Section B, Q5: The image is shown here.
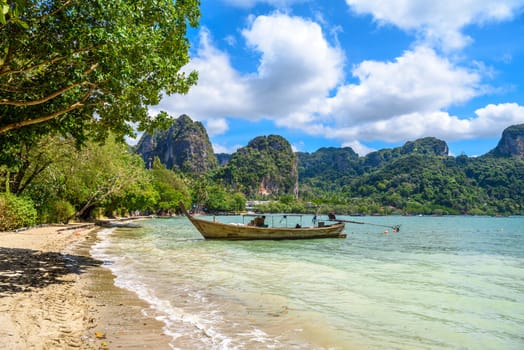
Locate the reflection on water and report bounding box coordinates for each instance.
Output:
[92,216,524,349]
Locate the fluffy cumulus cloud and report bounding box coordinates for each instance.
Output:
[341,140,376,157]
[242,14,344,117]
[327,46,483,125]
[212,142,243,154]
[325,103,524,145]
[327,111,471,143]
[155,28,252,123]
[156,14,344,128]
[205,118,229,136]
[472,103,524,135]
[345,0,524,50]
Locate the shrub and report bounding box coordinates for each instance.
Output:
[0,192,37,231]
[38,199,77,224]
[48,200,76,224]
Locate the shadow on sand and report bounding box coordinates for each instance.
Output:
[0,247,102,296]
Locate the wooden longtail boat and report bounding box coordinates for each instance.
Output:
[179,202,346,240]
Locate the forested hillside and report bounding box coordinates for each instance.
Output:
[213,135,298,198]
[136,118,523,216]
[296,130,524,215]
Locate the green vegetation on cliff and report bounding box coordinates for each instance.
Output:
[215,135,297,198]
[135,115,218,174]
[297,134,524,215]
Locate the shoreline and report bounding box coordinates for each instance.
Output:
[0,224,170,349]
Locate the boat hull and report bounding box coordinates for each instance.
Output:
[180,203,346,240]
[189,216,346,240]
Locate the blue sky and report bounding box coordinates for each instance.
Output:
[151,0,524,156]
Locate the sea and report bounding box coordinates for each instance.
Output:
[90,215,524,350]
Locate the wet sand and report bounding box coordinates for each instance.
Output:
[0,224,170,349]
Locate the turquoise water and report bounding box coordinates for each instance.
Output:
[91,215,524,350]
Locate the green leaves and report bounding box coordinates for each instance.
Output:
[0,192,37,230]
[0,0,200,143]
[1,3,10,23]
[1,0,28,27]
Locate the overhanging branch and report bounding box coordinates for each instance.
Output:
[0,77,98,134]
[0,62,98,107]
[0,102,84,134]
[1,81,84,106]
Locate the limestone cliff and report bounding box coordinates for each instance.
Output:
[220,135,298,197]
[135,115,217,174]
[488,124,524,157]
[401,137,449,156]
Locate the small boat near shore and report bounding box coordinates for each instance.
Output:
[95,220,142,228]
[179,202,346,240]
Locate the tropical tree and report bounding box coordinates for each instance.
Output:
[0,133,74,194]
[60,135,153,219]
[0,0,199,144]
[150,158,191,215]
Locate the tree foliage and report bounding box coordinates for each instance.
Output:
[150,157,191,214]
[0,191,36,230]
[2,118,523,231]
[189,174,245,213]
[0,0,199,144]
[0,133,74,195]
[298,151,524,216]
[59,136,155,219]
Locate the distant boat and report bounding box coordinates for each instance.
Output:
[95,220,141,228]
[179,202,346,240]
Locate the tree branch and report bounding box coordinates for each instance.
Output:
[0,79,97,134]
[17,160,53,194]
[1,81,84,106]
[38,1,73,22]
[0,102,83,134]
[1,59,98,103]
[0,55,66,76]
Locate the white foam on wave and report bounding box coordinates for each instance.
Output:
[115,272,239,349]
[90,229,238,349]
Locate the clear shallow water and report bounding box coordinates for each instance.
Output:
[91,215,524,350]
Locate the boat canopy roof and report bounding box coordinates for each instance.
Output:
[242,213,305,218]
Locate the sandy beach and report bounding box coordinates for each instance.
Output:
[0,224,171,350]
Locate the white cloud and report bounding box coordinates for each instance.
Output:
[326,103,524,146]
[341,140,375,156]
[157,28,253,119]
[327,46,483,125]
[205,118,229,136]
[151,10,523,155]
[212,143,242,154]
[242,14,344,116]
[155,14,344,124]
[472,103,524,135]
[345,0,524,50]
[327,112,472,143]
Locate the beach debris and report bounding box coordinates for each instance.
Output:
[95,331,106,339]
